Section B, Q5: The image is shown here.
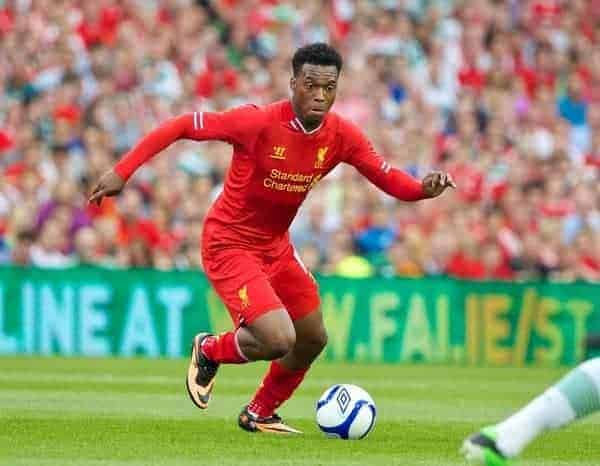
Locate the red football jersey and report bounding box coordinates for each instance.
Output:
[115,100,426,252]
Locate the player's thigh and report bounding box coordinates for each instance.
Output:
[269,246,321,322]
[203,249,284,327]
[245,308,296,351]
[292,309,326,341]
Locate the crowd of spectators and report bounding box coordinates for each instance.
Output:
[1,0,599,282]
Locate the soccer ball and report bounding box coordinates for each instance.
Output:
[316,384,376,439]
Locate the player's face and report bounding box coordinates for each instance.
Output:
[290,64,339,127]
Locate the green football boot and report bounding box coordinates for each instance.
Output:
[461,426,512,466]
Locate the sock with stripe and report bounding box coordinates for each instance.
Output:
[495,357,600,458]
[200,330,248,364]
[248,361,308,418]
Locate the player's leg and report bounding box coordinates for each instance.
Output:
[239,311,324,434]
[246,310,326,413]
[187,307,295,409]
[240,246,324,433]
[280,309,328,369]
[187,249,296,409]
[201,308,296,362]
[462,357,600,465]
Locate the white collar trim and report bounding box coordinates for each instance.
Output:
[292,117,323,135]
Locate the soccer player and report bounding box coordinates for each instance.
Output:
[462,357,600,465]
[89,43,455,434]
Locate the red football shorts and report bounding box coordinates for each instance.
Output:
[202,243,320,326]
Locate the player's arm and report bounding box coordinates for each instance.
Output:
[88,105,264,205]
[344,125,455,200]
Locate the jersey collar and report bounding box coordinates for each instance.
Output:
[281,100,325,135]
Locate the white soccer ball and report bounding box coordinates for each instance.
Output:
[316,384,376,439]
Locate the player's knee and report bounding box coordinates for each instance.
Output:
[264,328,296,360]
[310,327,328,354]
[297,327,328,360]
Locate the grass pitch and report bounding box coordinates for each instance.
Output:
[1,357,598,466]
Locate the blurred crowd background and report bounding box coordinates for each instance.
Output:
[1,0,599,282]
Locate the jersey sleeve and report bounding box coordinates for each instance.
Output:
[114,104,265,181]
[342,122,427,201]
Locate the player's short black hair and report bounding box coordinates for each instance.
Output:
[292,43,343,77]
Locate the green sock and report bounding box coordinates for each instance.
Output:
[556,358,600,419]
[496,358,600,457]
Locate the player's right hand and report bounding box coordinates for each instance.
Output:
[88,169,126,206]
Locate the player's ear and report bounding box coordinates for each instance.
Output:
[290,76,296,92]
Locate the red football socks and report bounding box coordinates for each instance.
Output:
[200,330,248,364]
[247,361,308,418]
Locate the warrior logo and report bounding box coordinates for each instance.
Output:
[270,146,287,160]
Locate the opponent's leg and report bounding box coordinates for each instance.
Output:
[462,357,600,464]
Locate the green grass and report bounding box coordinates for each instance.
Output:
[0,357,598,465]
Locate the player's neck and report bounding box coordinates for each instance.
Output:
[291,101,322,132]
[299,118,321,132]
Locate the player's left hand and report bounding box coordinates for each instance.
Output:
[421,171,456,198]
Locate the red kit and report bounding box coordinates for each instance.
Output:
[115,100,426,325]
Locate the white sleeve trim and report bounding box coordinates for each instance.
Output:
[193,112,204,130]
